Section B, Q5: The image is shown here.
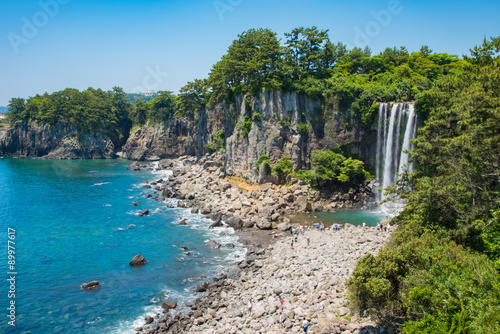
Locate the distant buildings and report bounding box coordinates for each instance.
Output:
[140,91,157,97]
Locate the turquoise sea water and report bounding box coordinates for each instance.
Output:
[288,209,386,227]
[0,158,244,333]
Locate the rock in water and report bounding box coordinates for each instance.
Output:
[162,300,177,310]
[206,240,221,249]
[129,254,147,266]
[179,219,187,225]
[138,209,150,217]
[196,281,209,292]
[82,281,100,290]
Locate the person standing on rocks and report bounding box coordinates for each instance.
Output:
[363,221,366,231]
[247,299,253,315]
[291,238,294,249]
[307,237,310,246]
[279,312,285,328]
[302,319,309,332]
[279,296,284,310]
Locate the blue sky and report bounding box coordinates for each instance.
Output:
[1,0,499,106]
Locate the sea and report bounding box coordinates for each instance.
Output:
[0,158,245,334]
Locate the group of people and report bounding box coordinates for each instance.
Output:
[315,222,326,233]
[377,221,391,232]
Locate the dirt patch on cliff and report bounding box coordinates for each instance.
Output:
[225,176,260,192]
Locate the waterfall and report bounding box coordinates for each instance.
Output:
[375,103,417,215]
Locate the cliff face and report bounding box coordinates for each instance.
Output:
[0,121,115,159]
[0,92,377,178]
[224,92,377,182]
[122,92,378,182]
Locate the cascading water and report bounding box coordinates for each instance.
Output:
[375,103,417,216]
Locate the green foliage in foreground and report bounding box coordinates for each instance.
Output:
[348,36,500,332]
[348,233,500,333]
[292,149,370,186]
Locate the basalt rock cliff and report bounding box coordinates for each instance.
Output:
[122,92,377,182]
[0,121,115,159]
[0,92,377,178]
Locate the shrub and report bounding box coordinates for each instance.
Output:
[348,233,500,333]
[252,112,262,122]
[242,115,252,137]
[206,142,215,153]
[272,156,293,177]
[297,122,310,135]
[212,129,225,149]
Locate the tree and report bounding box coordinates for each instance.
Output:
[176,79,209,118]
[6,98,26,124]
[285,26,332,78]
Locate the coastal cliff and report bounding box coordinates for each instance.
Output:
[0,121,115,159]
[122,92,377,182]
[0,92,378,178]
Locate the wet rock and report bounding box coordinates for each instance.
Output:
[206,240,221,249]
[179,219,188,225]
[138,209,150,216]
[132,201,140,206]
[127,161,142,171]
[196,281,209,292]
[82,281,100,290]
[162,300,177,311]
[129,254,147,266]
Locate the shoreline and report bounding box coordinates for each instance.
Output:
[129,156,390,334]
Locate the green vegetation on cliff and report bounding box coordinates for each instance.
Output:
[348,36,500,333]
[7,86,132,146]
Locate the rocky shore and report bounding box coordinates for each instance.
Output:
[128,156,392,334]
[129,154,377,232]
[135,225,392,334]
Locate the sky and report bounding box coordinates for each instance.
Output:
[0,0,499,106]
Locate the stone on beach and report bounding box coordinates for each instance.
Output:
[162,300,177,310]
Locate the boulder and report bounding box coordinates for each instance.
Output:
[220,181,232,192]
[256,219,272,230]
[127,161,142,171]
[196,281,209,292]
[225,216,242,229]
[177,201,186,208]
[242,219,255,228]
[138,209,150,217]
[260,183,273,192]
[132,201,140,206]
[191,207,199,214]
[82,281,100,290]
[129,254,147,266]
[200,207,211,215]
[209,220,223,229]
[277,221,291,231]
[162,300,177,310]
[179,219,187,226]
[206,240,221,249]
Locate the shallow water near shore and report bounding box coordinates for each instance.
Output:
[0,158,244,334]
[287,209,386,227]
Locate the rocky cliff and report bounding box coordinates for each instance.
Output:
[0,92,377,178]
[0,121,115,159]
[123,92,377,182]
